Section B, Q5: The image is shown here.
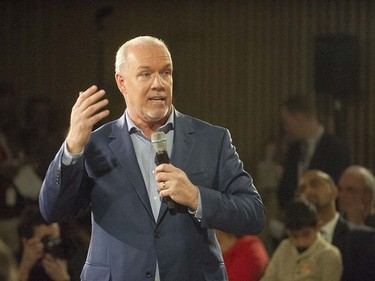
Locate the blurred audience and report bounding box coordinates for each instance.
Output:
[260,198,342,281]
[0,238,18,281]
[1,83,64,254]
[17,205,74,281]
[215,230,269,281]
[338,165,375,228]
[277,94,350,211]
[20,97,64,179]
[59,211,91,281]
[256,139,283,254]
[0,82,89,281]
[0,81,27,252]
[298,169,375,281]
[256,139,283,212]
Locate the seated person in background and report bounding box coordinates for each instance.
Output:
[0,238,18,281]
[260,198,342,281]
[338,165,375,228]
[298,169,375,281]
[215,230,269,281]
[17,205,73,281]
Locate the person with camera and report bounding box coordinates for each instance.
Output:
[17,204,72,281]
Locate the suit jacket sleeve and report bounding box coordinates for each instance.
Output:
[197,128,265,235]
[39,143,91,222]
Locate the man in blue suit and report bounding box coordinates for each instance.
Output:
[39,36,265,281]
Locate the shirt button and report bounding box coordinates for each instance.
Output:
[154,232,161,238]
[145,271,153,278]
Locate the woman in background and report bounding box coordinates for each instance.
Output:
[215,230,269,281]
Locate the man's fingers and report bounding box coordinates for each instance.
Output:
[75,85,98,107]
[78,89,106,112]
[67,86,110,153]
[83,97,109,118]
[88,109,110,126]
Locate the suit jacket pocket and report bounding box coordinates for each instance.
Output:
[80,263,110,281]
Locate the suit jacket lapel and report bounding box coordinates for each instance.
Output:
[170,110,195,170]
[108,115,154,221]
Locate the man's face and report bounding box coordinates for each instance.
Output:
[281,108,304,140]
[288,226,318,253]
[338,171,369,214]
[298,171,337,211]
[33,223,60,240]
[116,44,173,127]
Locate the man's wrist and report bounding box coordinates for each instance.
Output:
[188,186,202,220]
[62,140,83,165]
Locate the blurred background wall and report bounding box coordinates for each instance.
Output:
[1,0,374,176]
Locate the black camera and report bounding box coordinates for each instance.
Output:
[41,235,75,259]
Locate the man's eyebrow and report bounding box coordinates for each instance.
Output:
[136,66,152,70]
[136,64,172,71]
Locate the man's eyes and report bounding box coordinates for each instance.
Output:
[138,70,172,78]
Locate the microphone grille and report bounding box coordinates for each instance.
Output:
[151,131,167,153]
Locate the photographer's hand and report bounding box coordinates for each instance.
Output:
[42,254,71,281]
[19,237,44,281]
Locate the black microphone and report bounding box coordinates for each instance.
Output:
[151,131,177,215]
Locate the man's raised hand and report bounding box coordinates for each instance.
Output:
[66,85,110,154]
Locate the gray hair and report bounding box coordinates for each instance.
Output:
[115,36,171,74]
[345,165,375,204]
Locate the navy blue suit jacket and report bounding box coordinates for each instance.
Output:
[333,217,375,281]
[278,132,350,209]
[39,110,265,281]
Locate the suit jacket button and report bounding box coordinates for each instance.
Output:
[145,271,153,278]
[154,232,161,238]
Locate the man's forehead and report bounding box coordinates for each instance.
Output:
[136,55,172,65]
[128,44,171,60]
[301,173,335,192]
[300,172,325,184]
[127,53,172,70]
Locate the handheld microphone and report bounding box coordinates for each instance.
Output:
[151,131,177,215]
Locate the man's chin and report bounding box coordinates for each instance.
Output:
[146,109,170,121]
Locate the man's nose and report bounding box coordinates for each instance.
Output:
[152,73,165,90]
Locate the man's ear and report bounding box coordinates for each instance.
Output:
[331,184,339,199]
[115,73,126,94]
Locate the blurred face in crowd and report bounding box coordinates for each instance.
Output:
[33,223,60,240]
[115,42,173,128]
[338,169,372,218]
[281,108,305,140]
[21,222,61,259]
[288,226,318,253]
[298,170,338,212]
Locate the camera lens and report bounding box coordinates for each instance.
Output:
[41,235,75,259]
